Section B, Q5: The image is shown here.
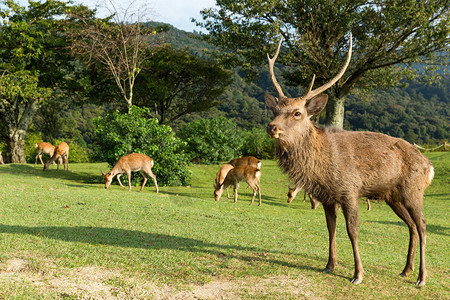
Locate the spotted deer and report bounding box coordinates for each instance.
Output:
[265,35,433,285]
[102,153,159,193]
[43,142,69,171]
[228,156,261,169]
[35,142,62,165]
[214,165,262,206]
[215,164,235,199]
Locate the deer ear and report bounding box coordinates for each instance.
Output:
[264,93,281,116]
[306,94,328,117]
[101,171,106,176]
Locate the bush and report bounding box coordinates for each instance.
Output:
[241,127,276,159]
[93,106,191,186]
[177,117,244,164]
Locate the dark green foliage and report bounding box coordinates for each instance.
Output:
[93,106,191,186]
[177,117,244,164]
[344,77,450,144]
[241,128,276,159]
[134,45,232,125]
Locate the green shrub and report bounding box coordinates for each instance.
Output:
[241,127,276,159]
[177,117,244,164]
[93,106,191,186]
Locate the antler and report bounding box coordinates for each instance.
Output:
[267,33,353,101]
[267,37,285,98]
[301,33,352,100]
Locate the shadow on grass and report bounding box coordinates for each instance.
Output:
[0,223,326,274]
[0,163,102,185]
[367,220,449,237]
[160,189,296,209]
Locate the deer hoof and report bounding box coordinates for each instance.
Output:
[415,280,426,286]
[322,268,332,274]
[351,278,362,285]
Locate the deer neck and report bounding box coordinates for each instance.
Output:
[276,124,333,196]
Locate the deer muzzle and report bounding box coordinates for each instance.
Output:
[266,123,280,138]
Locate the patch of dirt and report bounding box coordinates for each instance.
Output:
[0,258,323,299]
[167,275,324,300]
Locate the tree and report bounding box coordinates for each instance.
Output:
[134,45,233,124]
[0,0,89,163]
[93,106,191,185]
[177,117,243,163]
[68,0,160,110]
[196,0,449,128]
[0,71,51,162]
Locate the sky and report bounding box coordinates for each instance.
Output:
[74,0,217,32]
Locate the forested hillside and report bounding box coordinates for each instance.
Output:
[163,24,449,144]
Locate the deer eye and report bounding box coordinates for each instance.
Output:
[294,111,302,118]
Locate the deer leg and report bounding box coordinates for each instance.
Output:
[64,155,68,170]
[341,200,364,284]
[386,201,418,277]
[148,170,159,193]
[405,202,427,286]
[367,198,371,211]
[226,188,230,198]
[257,185,261,206]
[250,188,256,206]
[323,203,338,274]
[116,174,125,188]
[127,171,132,192]
[310,195,319,209]
[233,183,239,203]
[139,172,148,192]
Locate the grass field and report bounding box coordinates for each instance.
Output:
[0,152,448,299]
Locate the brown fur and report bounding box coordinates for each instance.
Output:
[101,153,158,193]
[215,164,235,199]
[43,142,69,171]
[214,165,262,206]
[35,142,62,165]
[228,156,261,169]
[266,94,434,285]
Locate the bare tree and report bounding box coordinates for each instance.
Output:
[69,0,159,109]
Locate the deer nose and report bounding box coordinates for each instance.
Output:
[266,123,278,135]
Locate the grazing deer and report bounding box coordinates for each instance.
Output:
[102,153,159,193]
[35,142,59,165]
[228,156,261,169]
[215,164,235,198]
[265,35,433,285]
[287,186,319,209]
[223,156,262,198]
[214,165,262,206]
[43,142,69,171]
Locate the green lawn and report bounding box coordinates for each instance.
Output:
[0,153,448,299]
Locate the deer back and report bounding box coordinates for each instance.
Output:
[224,165,261,186]
[215,164,234,187]
[228,156,261,169]
[113,153,153,173]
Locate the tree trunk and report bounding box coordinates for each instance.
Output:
[7,130,27,163]
[325,94,345,129]
[0,98,39,163]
